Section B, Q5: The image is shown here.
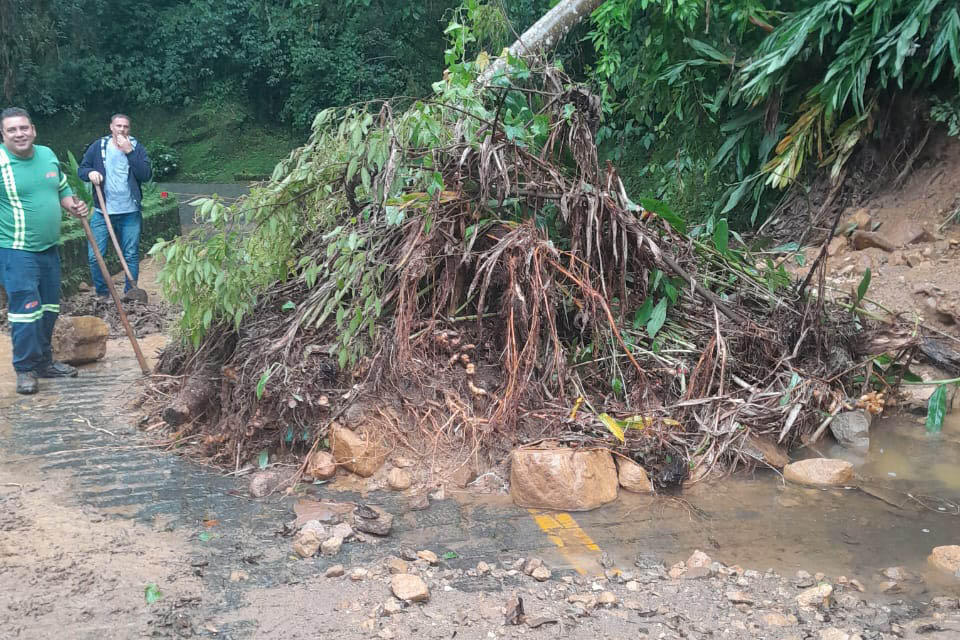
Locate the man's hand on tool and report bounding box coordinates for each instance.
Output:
[87,170,104,185]
[63,196,88,218]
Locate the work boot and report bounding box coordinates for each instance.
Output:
[16,371,38,395]
[35,361,78,378]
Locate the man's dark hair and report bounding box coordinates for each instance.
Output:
[110,113,131,124]
[1,107,32,125]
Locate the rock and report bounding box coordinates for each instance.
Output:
[878,581,901,594]
[387,468,413,491]
[522,558,543,575]
[330,424,388,477]
[726,591,754,605]
[385,556,409,574]
[616,458,654,493]
[299,520,327,538]
[796,584,833,610]
[881,566,919,582]
[845,207,873,231]
[393,457,415,468]
[450,464,476,488]
[597,591,617,606]
[417,550,438,565]
[830,411,871,450]
[321,536,343,556]
[848,578,865,592]
[931,596,958,609]
[818,629,851,640]
[352,505,394,536]
[382,598,404,616]
[229,569,249,582]
[783,459,853,486]
[686,550,712,569]
[306,451,337,480]
[349,567,368,581]
[928,545,960,575]
[325,564,345,577]
[882,219,935,247]
[531,566,552,582]
[391,574,430,602]
[827,236,848,257]
[764,612,794,627]
[683,566,712,580]
[52,316,109,365]
[851,230,894,252]
[625,581,640,592]
[510,447,618,511]
[743,436,790,468]
[668,563,686,580]
[249,471,281,498]
[330,522,355,541]
[292,530,321,558]
[476,561,490,575]
[567,594,598,608]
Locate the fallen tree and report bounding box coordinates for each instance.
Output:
[148,34,869,483]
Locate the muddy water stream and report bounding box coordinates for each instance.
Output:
[533,413,960,593]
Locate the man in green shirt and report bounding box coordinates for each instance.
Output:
[0,107,89,394]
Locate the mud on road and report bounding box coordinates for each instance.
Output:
[1,338,959,639]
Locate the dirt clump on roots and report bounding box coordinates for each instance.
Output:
[143,58,873,487]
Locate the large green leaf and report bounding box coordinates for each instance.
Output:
[926,384,947,434]
[639,198,686,234]
[646,298,668,339]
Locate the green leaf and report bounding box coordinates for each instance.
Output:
[198,532,212,542]
[713,218,729,253]
[611,377,624,397]
[633,298,654,330]
[144,584,162,604]
[856,268,872,304]
[926,384,948,434]
[646,298,668,339]
[282,301,296,311]
[257,449,269,470]
[639,198,686,234]
[442,551,459,560]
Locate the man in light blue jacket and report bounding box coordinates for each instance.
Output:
[78,113,152,298]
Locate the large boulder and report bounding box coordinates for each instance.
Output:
[330,424,388,477]
[510,447,618,511]
[783,459,853,486]
[928,546,960,576]
[52,315,108,365]
[616,458,654,493]
[830,410,870,451]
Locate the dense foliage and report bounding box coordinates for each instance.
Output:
[586,0,960,225]
[2,0,457,128]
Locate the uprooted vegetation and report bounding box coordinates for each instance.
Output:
[147,55,869,482]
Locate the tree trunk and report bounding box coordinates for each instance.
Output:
[479,0,606,83]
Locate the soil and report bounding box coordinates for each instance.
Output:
[792,132,960,337]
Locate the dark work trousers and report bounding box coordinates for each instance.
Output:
[0,246,60,372]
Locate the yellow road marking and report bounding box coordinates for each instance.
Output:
[528,509,602,574]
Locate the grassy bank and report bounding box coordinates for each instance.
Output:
[35,100,304,183]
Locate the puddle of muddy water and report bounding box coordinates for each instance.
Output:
[485,413,960,595]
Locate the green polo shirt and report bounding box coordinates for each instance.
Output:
[0,144,73,251]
